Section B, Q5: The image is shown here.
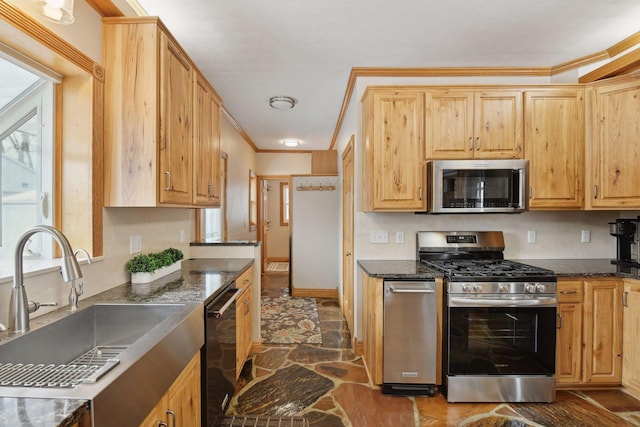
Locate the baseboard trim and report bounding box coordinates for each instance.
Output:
[291,288,339,299]
[354,339,363,356]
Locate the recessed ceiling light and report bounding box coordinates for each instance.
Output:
[282,138,301,147]
[269,96,296,110]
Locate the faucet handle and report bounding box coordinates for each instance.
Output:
[28,301,58,313]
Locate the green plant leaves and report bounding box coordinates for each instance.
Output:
[126,248,184,273]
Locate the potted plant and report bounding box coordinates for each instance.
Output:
[126,248,184,284]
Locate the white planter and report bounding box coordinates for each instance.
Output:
[131,261,182,284]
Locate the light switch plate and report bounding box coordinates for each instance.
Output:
[370,231,389,244]
[395,231,405,244]
[527,230,536,244]
[581,229,591,243]
[130,235,142,254]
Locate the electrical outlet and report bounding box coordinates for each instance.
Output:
[527,230,536,244]
[179,229,185,243]
[130,235,142,254]
[395,231,405,244]
[370,231,389,244]
[581,229,591,243]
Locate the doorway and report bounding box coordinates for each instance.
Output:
[258,175,291,293]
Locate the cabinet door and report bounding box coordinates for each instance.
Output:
[587,77,640,208]
[623,280,640,398]
[556,302,583,385]
[139,395,167,427]
[425,91,474,159]
[583,279,623,384]
[236,287,252,376]
[159,32,193,205]
[193,74,220,206]
[362,90,426,211]
[362,271,384,384]
[473,91,523,159]
[166,355,201,427]
[525,89,584,209]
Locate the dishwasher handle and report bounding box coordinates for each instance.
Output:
[208,288,240,318]
[389,286,436,294]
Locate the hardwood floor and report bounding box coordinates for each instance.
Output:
[225,272,640,426]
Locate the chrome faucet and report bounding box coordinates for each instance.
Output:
[68,248,92,311]
[9,225,83,333]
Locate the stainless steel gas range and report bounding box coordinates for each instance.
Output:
[417,231,557,403]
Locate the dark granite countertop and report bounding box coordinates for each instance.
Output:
[0,257,253,426]
[513,259,620,277]
[357,260,442,279]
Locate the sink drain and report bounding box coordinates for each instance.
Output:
[0,346,125,388]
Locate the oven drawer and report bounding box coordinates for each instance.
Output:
[557,280,583,303]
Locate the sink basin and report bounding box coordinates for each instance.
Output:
[0,302,204,426]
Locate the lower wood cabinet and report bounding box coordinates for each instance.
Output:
[236,283,253,377]
[140,353,201,427]
[623,279,640,399]
[556,277,623,388]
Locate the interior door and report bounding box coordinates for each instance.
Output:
[342,137,355,335]
[259,179,269,273]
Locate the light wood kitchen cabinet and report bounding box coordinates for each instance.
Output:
[524,88,585,209]
[361,88,426,211]
[425,89,523,159]
[362,271,384,384]
[623,279,640,399]
[556,280,583,385]
[140,352,201,427]
[556,277,623,388]
[586,75,640,209]
[236,266,254,377]
[193,73,222,206]
[104,17,221,208]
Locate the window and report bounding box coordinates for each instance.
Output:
[248,169,257,232]
[280,182,289,226]
[0,56,55,261]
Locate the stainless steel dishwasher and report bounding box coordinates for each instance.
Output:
[382,280,437,396]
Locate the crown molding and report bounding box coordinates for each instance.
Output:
[579,47,640,83]
[221,106,259,152]
[85,0,124,17]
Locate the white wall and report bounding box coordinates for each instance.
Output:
[256,152,311,175]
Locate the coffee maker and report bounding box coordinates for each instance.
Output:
[609,217,640,267]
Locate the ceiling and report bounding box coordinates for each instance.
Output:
[131,0,640,152]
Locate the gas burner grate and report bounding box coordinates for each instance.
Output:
[0,346,124,388]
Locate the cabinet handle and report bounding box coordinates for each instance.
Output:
[529,186,533,199]
[419,186,423,200]
[166,410,176,427]
[164,171,172,191]
[244,299,250,315]
[209,183,216,198]
[593,185,598,199]
[158,423,168,427]
[560,290,577,294]
[623,291,629,307]
[468,137,473,151]
[345,251,351,256]
[475,137,481,150]
[557,313,563,329]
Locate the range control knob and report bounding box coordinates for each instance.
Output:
[536,283,546,293]
[462,284,471,293]
[473,284,482,293]
[525,283,537,293]
[499,284,509,293]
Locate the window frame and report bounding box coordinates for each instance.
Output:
[280,181,289,226]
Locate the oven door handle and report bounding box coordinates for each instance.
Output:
[448,296,557,307]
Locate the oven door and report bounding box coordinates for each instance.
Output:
[446,294,556,376]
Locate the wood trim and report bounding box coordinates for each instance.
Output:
[608,31,640,58]
[92,79,104,256]
[354,340,364,356]
[85,0,124,17]
[551,50,610,75]
[578,47,640,83]
[221,106,259,152]
[328,68,358,151]
[0,2,97,76]
[53,83,64,259]
[291,288,339,299]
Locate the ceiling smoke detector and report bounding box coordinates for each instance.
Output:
[269,96,296,110]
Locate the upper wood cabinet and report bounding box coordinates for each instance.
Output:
[193,73,221,206]
[104,17,221,208]
[425,90,523,159]
[524,88,585,209]
[586,75,640,209]
[362,88,426,211]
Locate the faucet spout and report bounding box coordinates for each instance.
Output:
[9,225,83,333]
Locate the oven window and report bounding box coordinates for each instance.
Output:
[442,169,520,208]
[447,306,556,375]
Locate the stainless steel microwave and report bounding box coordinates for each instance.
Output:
[426,159,528,213]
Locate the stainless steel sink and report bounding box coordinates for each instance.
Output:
[0,302,204,426]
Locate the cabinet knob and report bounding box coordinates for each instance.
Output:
[475,137,481,150]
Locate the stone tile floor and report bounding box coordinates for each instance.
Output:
[225,272,640,426]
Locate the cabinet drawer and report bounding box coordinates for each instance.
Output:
[236,266,254,290]
[558,280,583,303]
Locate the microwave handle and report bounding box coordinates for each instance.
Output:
[518,168,527,208]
